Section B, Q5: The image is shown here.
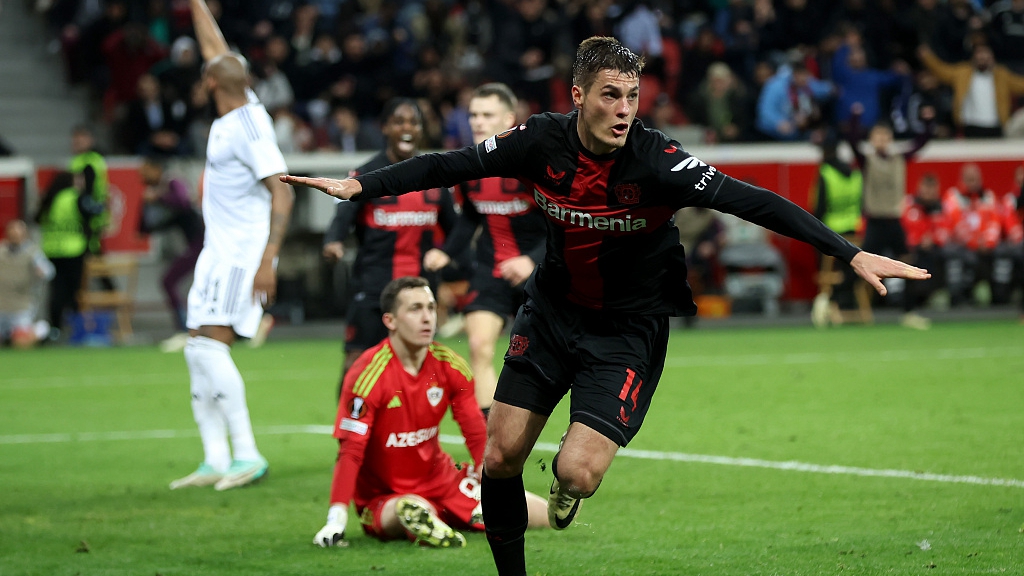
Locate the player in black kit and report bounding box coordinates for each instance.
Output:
[423,83,547,416]
[284,37,930,576]
[321,98,457,382]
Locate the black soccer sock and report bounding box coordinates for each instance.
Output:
[482,471,529,576]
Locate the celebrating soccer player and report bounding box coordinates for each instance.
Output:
[170,0,294,491]
[284,36,929,576]
[321,99,457,393]
[313,277,547,548]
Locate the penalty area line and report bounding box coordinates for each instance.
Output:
[1,426,1020,489]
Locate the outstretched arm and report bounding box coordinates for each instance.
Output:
[190,0,229,62]
[850,251,929,296]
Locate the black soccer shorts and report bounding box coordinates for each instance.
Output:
[343,292,388,353]
[462,269,526,320]
[494,293,669,447]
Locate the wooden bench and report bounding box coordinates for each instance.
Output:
[78,255,139,343]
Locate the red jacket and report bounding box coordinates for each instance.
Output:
[943,187,1003,251]
[902,197,953,248]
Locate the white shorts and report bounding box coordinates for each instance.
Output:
[186,250,264,338]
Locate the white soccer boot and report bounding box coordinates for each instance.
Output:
[395,496,466,548]
[169,463,224,489]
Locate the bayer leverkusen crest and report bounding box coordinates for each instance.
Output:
[426,385,443,407]
[613,183,641,205]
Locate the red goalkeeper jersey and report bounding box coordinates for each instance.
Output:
[330,338,486,508]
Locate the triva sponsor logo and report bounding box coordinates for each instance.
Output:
[670,155,719,191]
[533,189,646,232]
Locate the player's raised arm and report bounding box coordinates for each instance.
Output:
[190,0,230,62]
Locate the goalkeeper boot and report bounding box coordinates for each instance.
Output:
[547,432,582,530]
[169,463,224,489]
[214,457,269,491]
[395,496,466,548]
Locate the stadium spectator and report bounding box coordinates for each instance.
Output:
[283,36,930,576]
[615,1,664,80]
[569,0,615,48]
[154,36,203,111]
[989,0,1024,73]
[846,103,933,263]
[487,0,564,113]
[942,163,1005,306]
[899,0,941,58]
[931,0,984,63]
[755,61,834,141]
[312,276,548,548]
[252,39,295,116]
[755,0,828,55]
[137,156,204,347]
[905,69,955,139]
[0,220,54,348]
[58,0,128,89]
[169,0,294,492]
[918,43,1024,138]
[100,21,167,121]
[321,98,457,389]
[687,62,751,144]
[35,171,101,342]
[325,104,382,153]
[442,85,475,150]
[830,30,910,130]
[422,83,547,417]
[121,74,192,156]
[717,0,761,82]
[900,173,953,329]
[676,27,725,106]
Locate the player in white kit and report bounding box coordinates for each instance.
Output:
[170,0,294,491]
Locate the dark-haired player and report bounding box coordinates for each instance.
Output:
[322,98,457,388]
[284,36,930,576]
[312,276,547,548]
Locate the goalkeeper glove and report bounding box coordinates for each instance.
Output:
[313,504,348,547]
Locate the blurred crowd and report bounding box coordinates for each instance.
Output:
[36,0,1024,157]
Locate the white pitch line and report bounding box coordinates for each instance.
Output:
[3,347,1019,391]
[0,370,326,390]
[1,426,1021,489]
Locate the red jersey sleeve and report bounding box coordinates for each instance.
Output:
[329,345,389,506]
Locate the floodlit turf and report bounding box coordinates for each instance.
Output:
[1,321,1022,575]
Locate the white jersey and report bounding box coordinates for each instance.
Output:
[202,89,287,265]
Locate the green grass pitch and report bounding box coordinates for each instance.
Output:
[1,321,1022,575]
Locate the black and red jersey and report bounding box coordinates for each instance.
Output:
[324,150,456,295]
[442,176,546,278]
[355,111,859,316]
